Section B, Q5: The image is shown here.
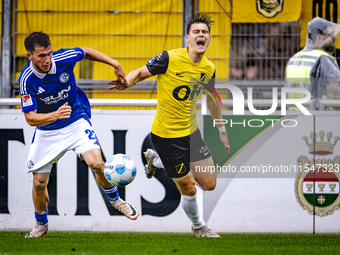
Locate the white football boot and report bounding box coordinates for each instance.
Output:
[192,225,221,238]
[111,198,139,220]
[144,149,159,179]
[25,223,48,238]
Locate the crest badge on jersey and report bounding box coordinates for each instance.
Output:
[59,72,69,83]
[256,0,284,18]
[295,131,340,217]
[22,94,33,107]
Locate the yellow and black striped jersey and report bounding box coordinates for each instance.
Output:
[146,48,215,138]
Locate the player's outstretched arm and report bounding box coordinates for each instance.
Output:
[207,95,230,154]
[80,47,127,85]
[24,102,72,127]
[108,65,152,90]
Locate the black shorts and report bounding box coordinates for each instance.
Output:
[151,128,211,178]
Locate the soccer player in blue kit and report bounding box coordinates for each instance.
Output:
[20,32,139,238]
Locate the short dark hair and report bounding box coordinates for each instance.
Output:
[186,14,215,35]
[24,32,51,52]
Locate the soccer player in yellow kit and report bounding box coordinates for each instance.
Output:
[108,14,230,237]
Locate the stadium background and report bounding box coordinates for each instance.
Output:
[0,0,340,234]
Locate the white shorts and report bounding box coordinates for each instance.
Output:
[26,118,100,174]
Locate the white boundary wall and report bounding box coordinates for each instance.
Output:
[0,109,339,233]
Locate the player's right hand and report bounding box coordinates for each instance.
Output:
[114,65,128,85]
[220,131,230,154]
[57,102,72,119]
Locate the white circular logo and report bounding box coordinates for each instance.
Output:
[27,160,34,169]
[59,72,69,83]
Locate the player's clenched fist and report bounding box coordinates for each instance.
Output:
[57,102,72,119]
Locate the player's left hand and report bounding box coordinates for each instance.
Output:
[220,131,230,154]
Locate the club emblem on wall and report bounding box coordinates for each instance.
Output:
[295,131,340,217]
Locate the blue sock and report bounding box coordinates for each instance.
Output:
[104,186,119,202]
[35,210,48,225]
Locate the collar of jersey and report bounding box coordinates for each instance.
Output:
[184,47,205,65]
[30,59,56,79]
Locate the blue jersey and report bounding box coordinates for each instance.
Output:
[19,48,91,130]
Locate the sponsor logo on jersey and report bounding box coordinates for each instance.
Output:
[37,87,45,95]
[176,71,185,77]
[256,0,284,18]
[156,53,163,61]
[295,131,340,216]
[39,85,71,105]
[147,57,156,65]
[199,145,210,156]
[59,72,69,83]
[22,94,33,107]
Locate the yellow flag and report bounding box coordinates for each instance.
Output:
[232,0,302,23]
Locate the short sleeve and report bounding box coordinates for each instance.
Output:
[208,71,216,88]
[20,83,37,112]
[146,51,169,76]
[53,48,85,64]
[73,47,85,62]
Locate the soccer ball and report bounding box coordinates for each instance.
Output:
[104,154,137,187]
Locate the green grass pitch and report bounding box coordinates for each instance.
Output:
[1,231,340,255]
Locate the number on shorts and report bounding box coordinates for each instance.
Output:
[85,129,99,145]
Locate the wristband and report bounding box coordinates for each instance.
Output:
[218,125,226,133]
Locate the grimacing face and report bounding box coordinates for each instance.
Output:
[186,23,211,54]
[27,45,53,73]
